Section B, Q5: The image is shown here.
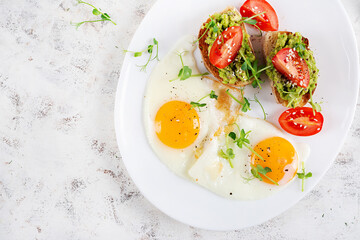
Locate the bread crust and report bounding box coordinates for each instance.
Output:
[263,31,315,107]
[198,7,255,88]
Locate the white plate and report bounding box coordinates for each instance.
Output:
[114,0,359,230]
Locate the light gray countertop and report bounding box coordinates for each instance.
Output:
[0,0,359,239]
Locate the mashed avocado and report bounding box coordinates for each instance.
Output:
[266,32,318,108]
[204,9,256,85]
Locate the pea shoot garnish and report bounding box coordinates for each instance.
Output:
[218,134,235,168]
[225,89,251,113]
[297,161,312,192]
[71,0,116,29]
[309,89,322,115]
[250,165,274,183]
[251,94,267,120]
[239,55,271,89]
[294,42,307,58]
[229,123,279,185]
[190,90,218,110]
[124,38,160,72]
[194,16,220,43]
[169,52,209,82]
[239,11,266,36]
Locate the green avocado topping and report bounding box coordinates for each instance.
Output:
[204,9,256,85]
[266,32,319,108]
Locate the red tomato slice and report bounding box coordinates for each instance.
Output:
[279,107,324,136]
[209,26,243,69]
[272,48,310,88]
[240,0,279,32]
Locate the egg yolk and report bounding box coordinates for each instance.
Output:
[251,137,298,185]
[155,100,200,149]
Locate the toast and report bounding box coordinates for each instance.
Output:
[263,31,317,108]
[198,7,256,88]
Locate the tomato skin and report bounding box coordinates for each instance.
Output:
[240,0,279,32]
[209,26,243,69]
[279,107,324,136]
[272,48,310,88]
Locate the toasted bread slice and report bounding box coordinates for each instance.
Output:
[263,31,315,107]
[198,7,255,88]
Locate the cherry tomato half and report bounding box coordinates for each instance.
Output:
[209,26,243,69]
[240,0,279,32]
[272,48,310,88]
[278,107,324,136]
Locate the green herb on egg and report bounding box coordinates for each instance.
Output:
[218,133,235,168]
[225,89,251,113]
[190,90,218,111]
[170,52,209,82]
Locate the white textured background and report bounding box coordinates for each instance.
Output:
[0,0,359,239]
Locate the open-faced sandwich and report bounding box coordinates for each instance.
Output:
[263,31,319,108]
[198,7,257,87]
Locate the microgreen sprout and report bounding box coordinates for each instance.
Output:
[169,52,209,82]
[240,54,271,89]
[250,94,267,120]
[229,123,279,185]
[124,38,159,72]
[194,16,220,43]
[239,11,266,25]
[295,42,307,58]
[225,89,251,112]
[309,89,322,115]
[297,161,312,192]
[71,0,116,29]
[239,11,266,36]
[190,90,218,110]
[218,135,235,168]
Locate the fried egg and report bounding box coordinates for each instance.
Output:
[188,114,310,200]
[144,36,310,200]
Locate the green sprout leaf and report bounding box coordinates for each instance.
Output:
[295,43,306,58]
[169,52,208,82]
[134,52,142,57]
[189,90,218,110]
[72,1,117,28]
[218,148,235,168]
[123,38,160,72]
[92,9,101,15]
[244,18,257,25]
[147,45,153,54]
[297,162,312,192]
[179,66,192,80]
[209,90,218,100]
[241,97,251,112]
[101,13,110,20]
[228,132,236,141]
[225,89,251,113]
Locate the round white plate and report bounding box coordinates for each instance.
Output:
[114,0,359,230]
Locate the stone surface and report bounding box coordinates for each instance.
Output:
[0,0,359,239]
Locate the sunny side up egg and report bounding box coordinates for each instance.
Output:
[143,36,310,200]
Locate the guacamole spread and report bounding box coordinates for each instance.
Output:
[266,32,318,108]
[204,9,256,85]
